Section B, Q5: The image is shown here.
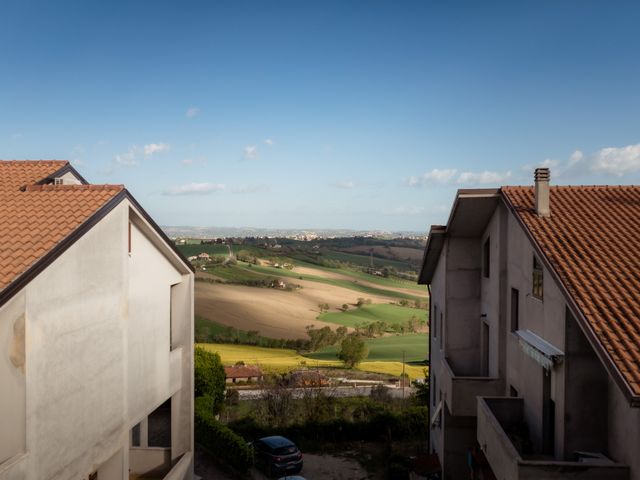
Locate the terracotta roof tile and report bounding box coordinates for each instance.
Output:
[0,160,123,291]
[224,365,263,378]
[502,186,640,397]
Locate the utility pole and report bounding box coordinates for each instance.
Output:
[402,350,406,401]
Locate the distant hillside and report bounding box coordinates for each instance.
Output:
[162,225,426,239]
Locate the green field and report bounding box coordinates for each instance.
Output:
[195,316,261,342]
[177,243,232,256]
[318,304,427,328]
[177,242,427,295]
[201,263,279,283]
[247,263,426,301]
[198,342,427,380]
[305,333,428,363]
[292,259,425,292]
[319,250,412,271]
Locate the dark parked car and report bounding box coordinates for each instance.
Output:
[252,436,303,477]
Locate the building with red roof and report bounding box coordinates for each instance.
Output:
[419,168,639,480]
[0,161,195,479]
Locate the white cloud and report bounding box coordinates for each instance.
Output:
[456,170,512,185]
[569,150,583,165]
[525,144,640,180]
[114,147,138,166]
[590,144,640,176]
[163,182,225,196]
[264,138,274,146]
[181,158,194,166]
[232,184,270,194]
[336,180,355,189]
[408,168,511,187]
[407,169,458,187]
[186,107,199,118]
[243,145,258,160]
[144,143,170,157]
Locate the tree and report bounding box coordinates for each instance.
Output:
[337,335,369,368]
[318,302,330,313]
[411,369,430,406]
[342,303,349,311]
[194,347,226,415]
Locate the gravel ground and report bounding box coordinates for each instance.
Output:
[195,447,370,480]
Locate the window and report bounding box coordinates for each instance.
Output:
[128,222,132,254]
[510,385,519,397]
[511,288,519,332]
[533,256,543,299]
[131,423,141,447]
[148,400,171,448]
[54,177,64,185]
[439,312,443,350]
[483,237,491,278]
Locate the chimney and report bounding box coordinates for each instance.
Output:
[534,168,550,217]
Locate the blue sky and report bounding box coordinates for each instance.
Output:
[1,1,640,231]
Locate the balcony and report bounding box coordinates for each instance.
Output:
[477,397,629,480]
[441,357,502,417]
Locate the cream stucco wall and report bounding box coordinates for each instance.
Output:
[0,200,193,480]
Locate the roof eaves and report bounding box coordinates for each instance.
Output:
[500,189,640,407]
[418,225,446,285]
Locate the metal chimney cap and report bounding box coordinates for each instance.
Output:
[535,168,550,181]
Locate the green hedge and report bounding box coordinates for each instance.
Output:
[195,396,253,473]
[227,404,428,447]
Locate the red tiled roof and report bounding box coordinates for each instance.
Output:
[0,160,123,291]
[224,365,263,378]
[502,186,640,397]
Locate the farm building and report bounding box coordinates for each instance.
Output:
[197,252,210,260]
[0,161,194,480]
[224,365,263,383]
[419,168,640,480]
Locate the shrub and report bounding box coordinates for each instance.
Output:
[195,397,253,473]
[194,347,226,415]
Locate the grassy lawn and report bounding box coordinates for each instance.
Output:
[305,333,427,363]
[318,304,426,328]
[198,342,426,380]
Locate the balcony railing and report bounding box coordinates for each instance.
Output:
[477,397,629,480]
[441,357,502,417]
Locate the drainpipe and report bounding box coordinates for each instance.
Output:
[427,283,432,450]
